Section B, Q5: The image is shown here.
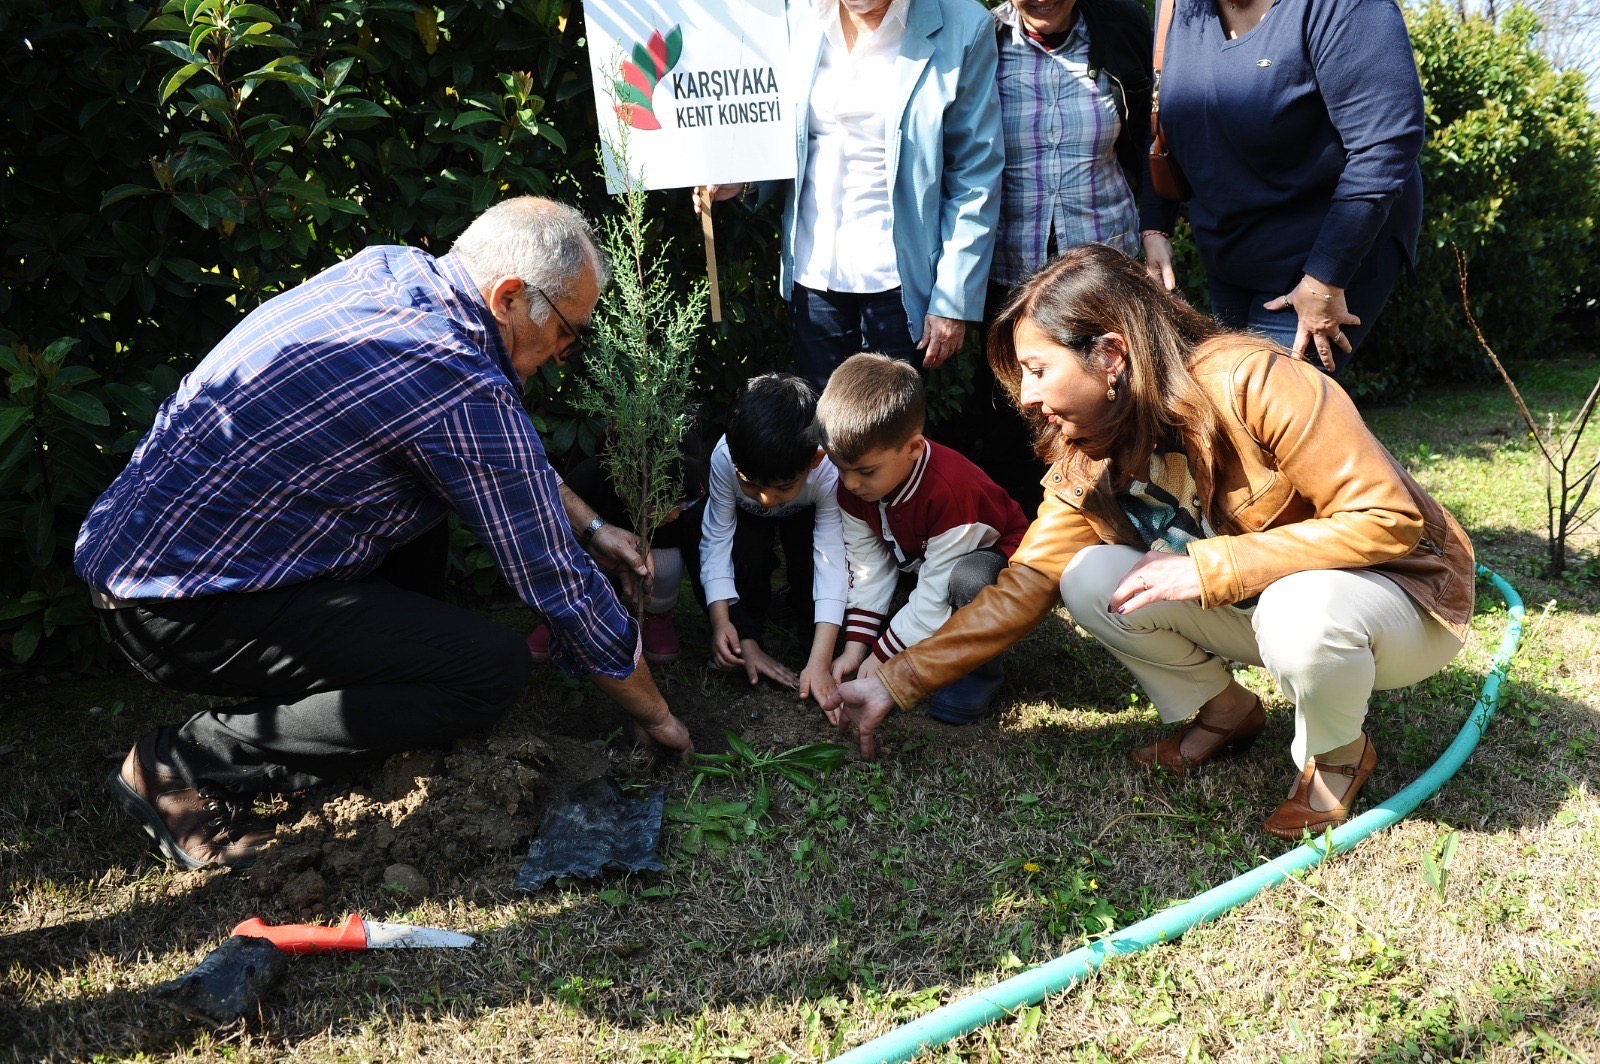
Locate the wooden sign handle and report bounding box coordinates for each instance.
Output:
[698,187,723,324]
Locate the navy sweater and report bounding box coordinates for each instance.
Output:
[1140,0,1424,292]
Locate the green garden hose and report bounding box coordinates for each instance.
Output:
[832,565,1524,1064]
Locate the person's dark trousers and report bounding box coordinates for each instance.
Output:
[99,537,530,797]
[1206,237,1408,374]
[927,548,1010,723]
[723,507,816,645]
[929,282,1046,519]
[790,285,921,393]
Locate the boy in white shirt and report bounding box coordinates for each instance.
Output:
[700,374,846,705]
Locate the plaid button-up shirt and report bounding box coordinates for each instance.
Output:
[75,246,639,678]
[991,9,1140,286]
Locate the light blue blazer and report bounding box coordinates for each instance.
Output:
[778,0,1004,338]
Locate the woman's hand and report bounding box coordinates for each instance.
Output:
[1266,276,1360,372]
[1107,551,1203,614]
[823,673,896,760]
[691,184,742,215]
[917,314,965,370]
[1142,232,1177,292]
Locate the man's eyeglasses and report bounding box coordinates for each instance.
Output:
[529,285,593,354]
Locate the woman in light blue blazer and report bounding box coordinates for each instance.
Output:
[704,0,1003,393]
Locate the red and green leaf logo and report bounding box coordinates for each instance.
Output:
[614,25,683,131]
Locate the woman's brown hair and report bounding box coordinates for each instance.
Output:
[987,244,1223,480]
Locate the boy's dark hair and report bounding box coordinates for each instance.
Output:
[725,373,822,485]
[815,353,925,464]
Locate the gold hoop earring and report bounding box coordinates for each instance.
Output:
[1106,381,1117,402]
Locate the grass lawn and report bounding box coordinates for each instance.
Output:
[3,359,1599,1062]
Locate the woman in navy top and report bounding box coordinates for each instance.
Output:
[1139,0,1424,372]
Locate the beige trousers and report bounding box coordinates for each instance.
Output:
[1060,544,1466,767]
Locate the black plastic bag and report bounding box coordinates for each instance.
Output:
[514,775,666,891]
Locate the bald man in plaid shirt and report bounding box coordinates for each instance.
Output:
[78,198,693,871]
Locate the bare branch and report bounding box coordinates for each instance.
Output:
[1455,246,1557,468]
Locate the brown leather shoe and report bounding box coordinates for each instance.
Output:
[1262,736,1378,840]
[1129,696,1265,777]
[106,733,274,870]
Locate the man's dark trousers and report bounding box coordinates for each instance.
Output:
[100,534,530,796]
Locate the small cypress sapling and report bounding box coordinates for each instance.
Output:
[574,118,707,615]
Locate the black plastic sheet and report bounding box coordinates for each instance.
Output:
[514,775,666,891]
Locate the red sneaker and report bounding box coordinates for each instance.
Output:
[642,611,680,664]
[526,624,552,663]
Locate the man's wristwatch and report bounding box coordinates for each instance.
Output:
[579,516,606,546]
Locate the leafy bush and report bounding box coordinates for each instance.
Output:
[0,334,174,664]
[1353,3,1600,396]
[1,0,791,666]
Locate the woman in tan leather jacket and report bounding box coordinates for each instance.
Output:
[828,244,1474,838]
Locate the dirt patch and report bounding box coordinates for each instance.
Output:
[244,666,767,912]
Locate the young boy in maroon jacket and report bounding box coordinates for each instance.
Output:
[817,354,1029,723]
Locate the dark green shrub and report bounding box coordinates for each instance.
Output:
[1,0,792,666]
[1353,3,1600,397]
[0,334,174,664]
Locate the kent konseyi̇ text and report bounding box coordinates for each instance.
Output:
[672,66,781,129]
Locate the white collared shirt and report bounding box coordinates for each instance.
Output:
[792,0,910,294]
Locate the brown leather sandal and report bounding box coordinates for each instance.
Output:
[1129,696,1265,778]
[1262,735,1378,840]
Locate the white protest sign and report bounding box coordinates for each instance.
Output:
[583,0,796,192]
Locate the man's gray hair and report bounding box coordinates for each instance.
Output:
[450,197,610,323]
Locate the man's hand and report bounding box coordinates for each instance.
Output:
[831,642,869,684]
[631,714,693,760]
[1107,551,1203,615]
[824,673,896,760]
[589,523,653,603]
[590,659,692,763]
[738,638,798,689]
[917,314,966,370]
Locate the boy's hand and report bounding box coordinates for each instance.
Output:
[831,643,869,684]
[710,618,744,670]
[832,674,896,760]
[740,639,798,689]
[857,652,884,683]
[797,659,838,713]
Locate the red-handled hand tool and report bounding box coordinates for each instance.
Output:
[232,914,476,954]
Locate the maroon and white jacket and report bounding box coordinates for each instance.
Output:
[838,440,1029,660]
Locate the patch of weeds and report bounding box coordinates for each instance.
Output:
[796,996,855,1058]
[639,1017,758,1062]
[689,733,847,794]
[790,834,834,881]
[667,784,770,857]
[862,983,943,1020]
[987,854,1119,948]
[1422,829,1460,899]
[552,973,615,1012]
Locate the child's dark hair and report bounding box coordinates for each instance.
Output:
[725,373,822,485]
[815,353,925,464]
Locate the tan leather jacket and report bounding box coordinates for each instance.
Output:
[877,337,1476,709]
